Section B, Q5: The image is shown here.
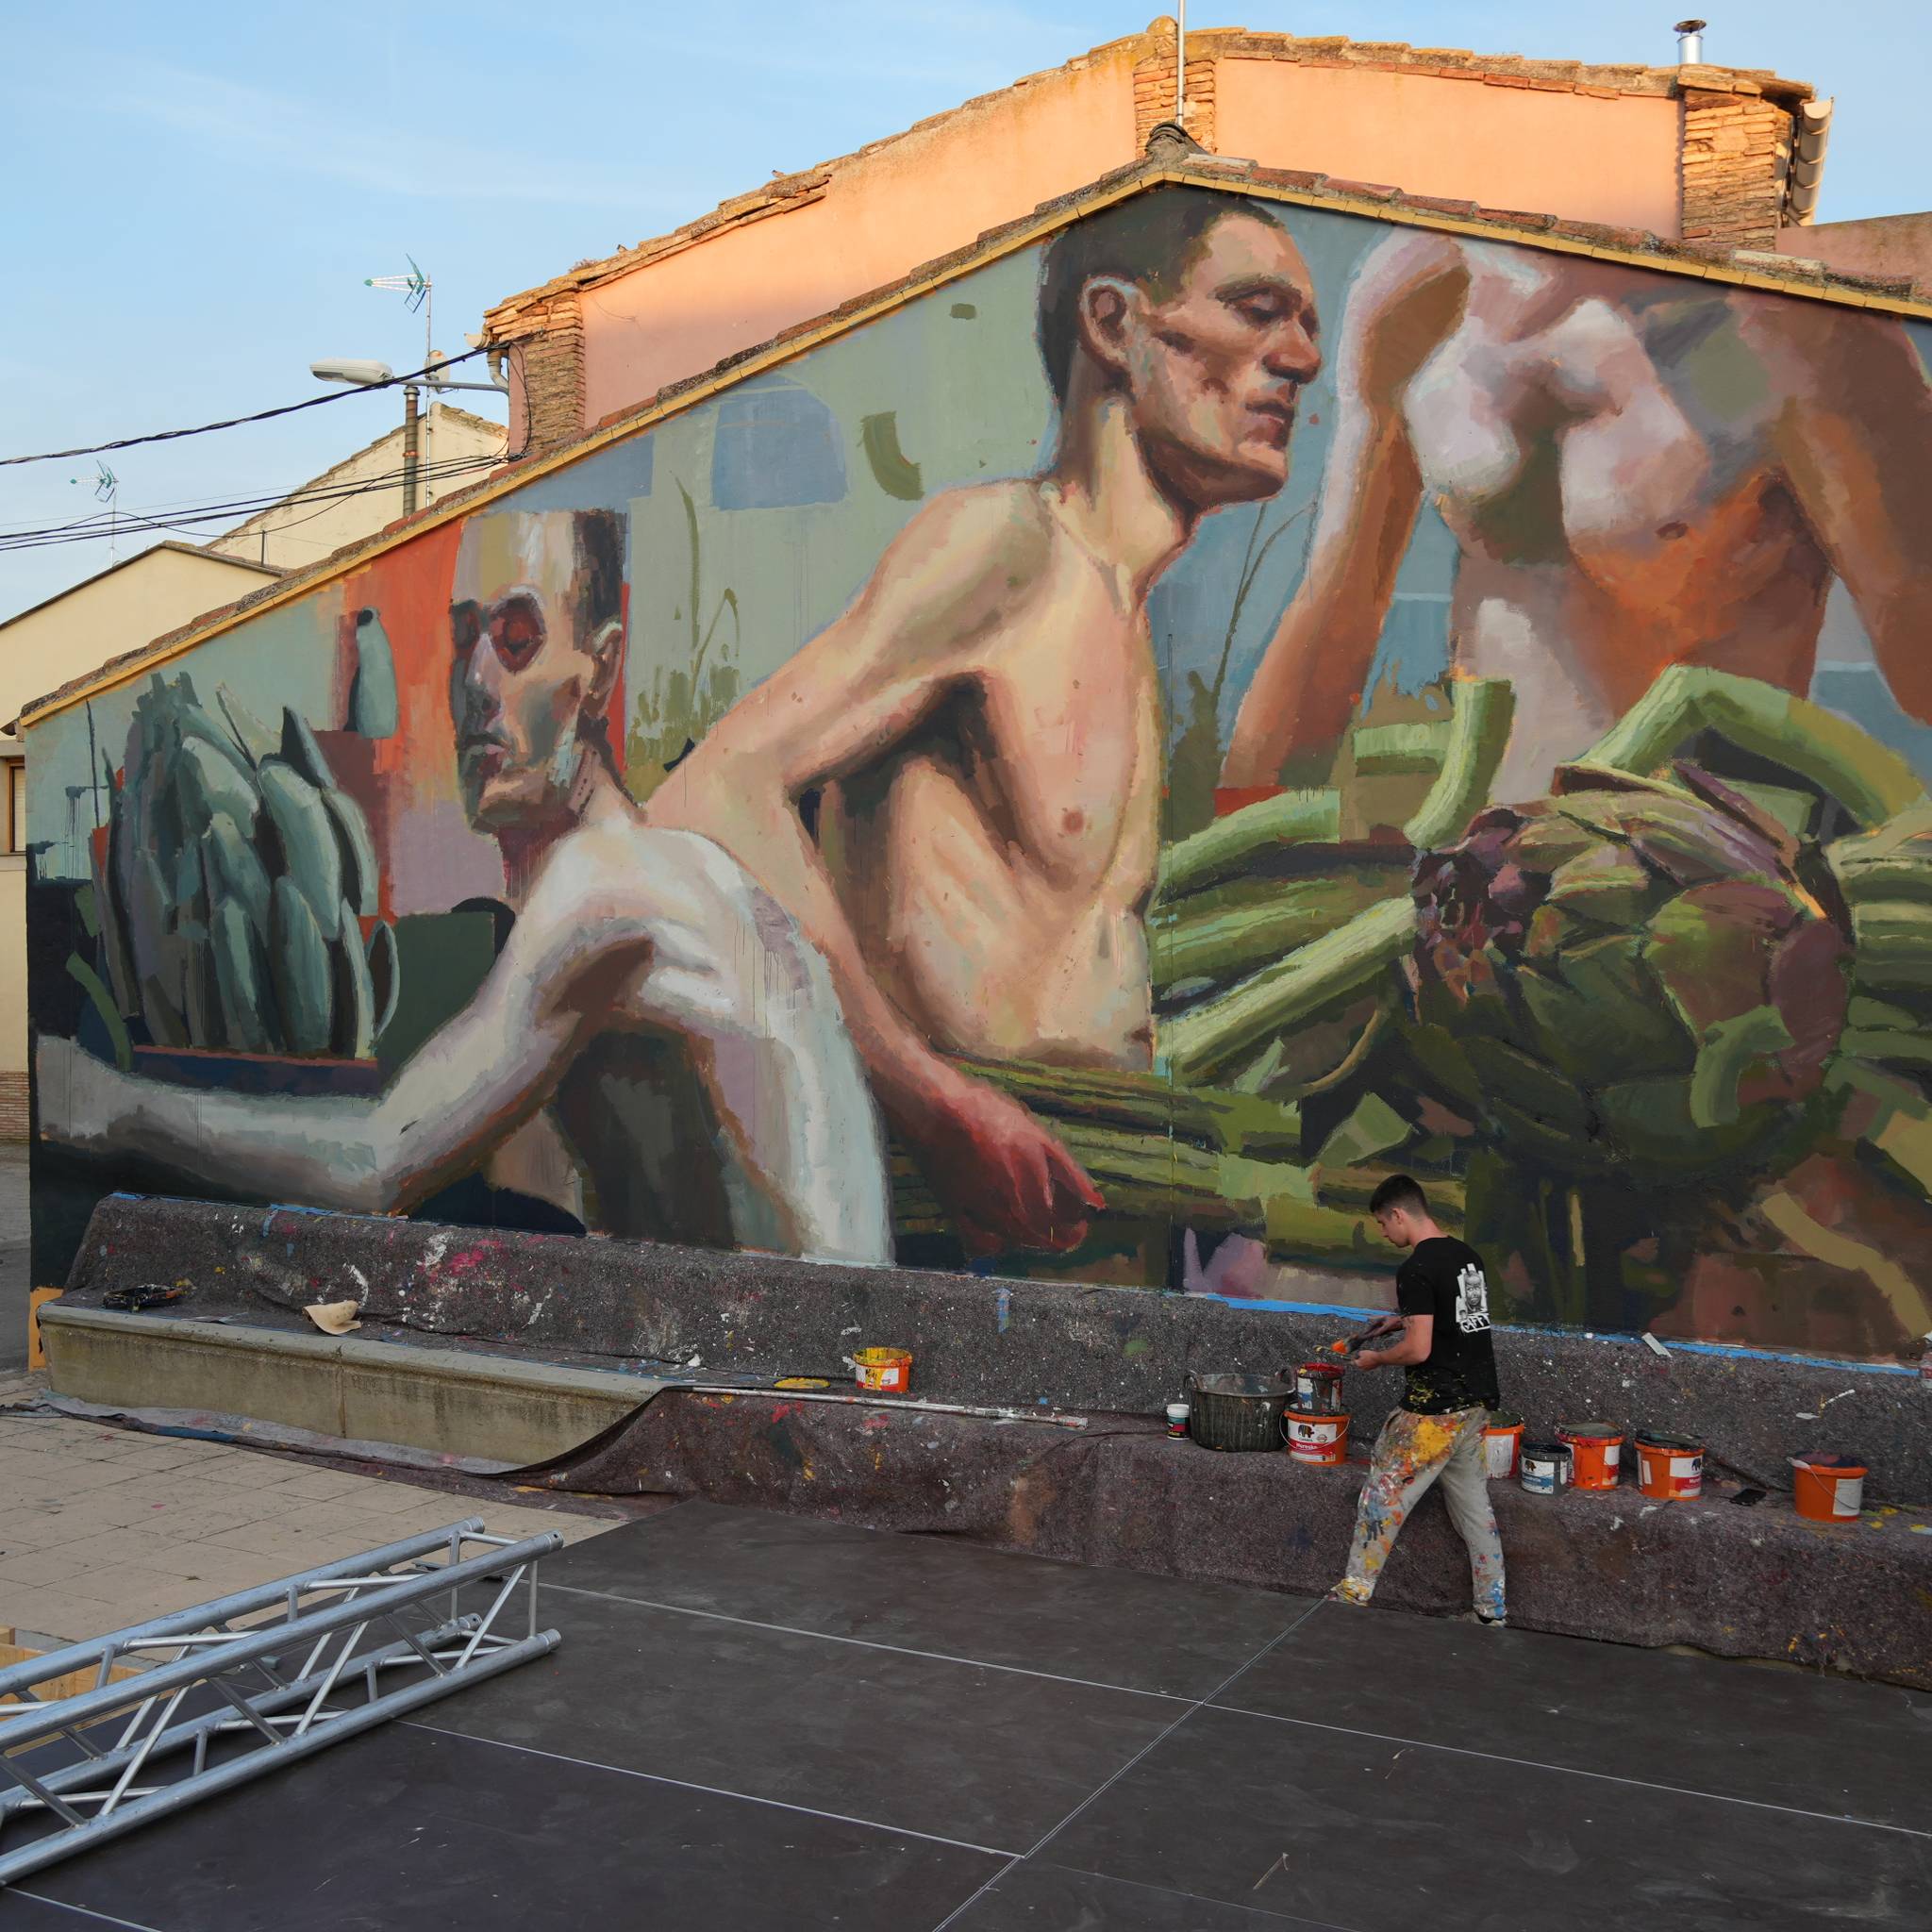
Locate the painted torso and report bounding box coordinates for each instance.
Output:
[488,818,889,1260]
[835,487,1160,1070]
[1400,242,1828,796]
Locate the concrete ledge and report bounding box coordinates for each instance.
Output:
[37,1304,658,1465]
[61,1194,1932,1503]
[530,1390,1932,1691]
[36,1285,1932,1690]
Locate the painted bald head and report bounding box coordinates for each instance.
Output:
[447,508,625,830]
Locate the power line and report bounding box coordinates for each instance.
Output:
[0,445,515,556]
[0,347,498,469]
[1,444,504,534]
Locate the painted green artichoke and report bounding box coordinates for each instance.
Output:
[96,673,397,1060]
[1404,762,1850,1180]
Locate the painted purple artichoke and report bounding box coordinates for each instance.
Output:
[1404,763,1850,1179]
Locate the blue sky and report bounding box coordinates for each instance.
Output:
[1,0,1924,621]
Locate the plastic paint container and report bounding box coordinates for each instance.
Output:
[1521,1442,1569,1494]
[1483,1414,1524,1481]
[1791,1454,1868,1522]
[1558,1423,1624,1491]
[848,1347,912,1393]
[1293,1362,1347,1415]
[1165,1402,1191,1439]
[1635,1431,1704,1501]
[1283,1407,1350,1466]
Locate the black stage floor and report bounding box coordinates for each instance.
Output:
[4,1500,1928,1930]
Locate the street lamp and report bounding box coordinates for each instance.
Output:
[310,357,508,516]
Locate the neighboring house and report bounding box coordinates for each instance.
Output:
[483,18,1847,455]
[0,405,506,1128]
[205,404,508,572]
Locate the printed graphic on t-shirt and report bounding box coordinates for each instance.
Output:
[1455,1263,1492,1335]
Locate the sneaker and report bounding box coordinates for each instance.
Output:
[1463,1609,1507,1628]
[1326,1583,1372,1608]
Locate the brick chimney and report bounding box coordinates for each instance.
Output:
[496,290,586,458]
[1134,16,1217,152]
[1676,70,1799,253]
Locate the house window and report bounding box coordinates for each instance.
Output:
[6,761,23,854]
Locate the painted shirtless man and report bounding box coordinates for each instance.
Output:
[38,508,891,1264]
[650,189,1323,1254]
[1224,232,1932,803]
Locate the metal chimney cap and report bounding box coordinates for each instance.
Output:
[1674,18,1707,29]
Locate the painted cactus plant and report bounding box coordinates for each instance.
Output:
[1405,760,1852,1178]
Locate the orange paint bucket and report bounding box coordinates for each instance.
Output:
[848,1347,912,1393]
[1635,1432,1703,1501]
[1483,1414,1524,1481]
[1791,1455,1867,1522]
[1283,1408,1350,1466]
[1557,1423,1624,1491]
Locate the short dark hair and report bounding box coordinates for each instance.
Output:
[1036,189,1269,406]
[572,508,625,638]
[1367,1174,1428,1219]
[571,508,625,776]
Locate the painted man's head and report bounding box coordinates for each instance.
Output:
[447,508,625,831]
[1039,189,1321,509]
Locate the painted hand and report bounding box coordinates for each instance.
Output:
[34,1035,118,1151]
[913,1074,1105,1256]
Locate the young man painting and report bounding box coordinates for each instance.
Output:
[1334,1173,1507,1624]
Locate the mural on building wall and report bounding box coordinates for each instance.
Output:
[25,185,1932,1359]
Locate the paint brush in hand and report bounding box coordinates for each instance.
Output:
[1336,1318,1403,1357]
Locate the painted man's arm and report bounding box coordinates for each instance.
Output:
[650,491,1011,1112]
[1223,235,1464,789]
[37,863,644,1216]
[1361,1312,1433,1370]
[1767,308,1932,722]
[648,487,1103,1253]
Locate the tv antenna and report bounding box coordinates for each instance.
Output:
[364,258,438,507]
[72,460,119,558]
[365,257,433,374]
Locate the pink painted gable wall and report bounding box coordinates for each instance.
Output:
[1777,212,1932,288]
[578,52,1138,428]
[553,46,1693,438]
[1213,60,1682,233]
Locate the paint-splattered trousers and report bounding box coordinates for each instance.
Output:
[1334,1407,1506,1620]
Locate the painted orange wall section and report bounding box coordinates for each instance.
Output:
[1214,61,1683,235]
[578,53,1138,427]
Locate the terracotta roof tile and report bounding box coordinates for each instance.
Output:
[1321,177,1404,202]
[483,24,1814,331]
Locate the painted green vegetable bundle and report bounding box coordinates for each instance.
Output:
[913,667,1932,1258]
[92,673,398,1060]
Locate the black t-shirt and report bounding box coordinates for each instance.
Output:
[1394,1236,1501,1415]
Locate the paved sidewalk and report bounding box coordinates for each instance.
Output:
[0,1374,621,1648]
[0,1145,28,1373]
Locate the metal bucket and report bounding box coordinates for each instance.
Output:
[1293,1362,1346,1414]
[1186,1373,1292,1452]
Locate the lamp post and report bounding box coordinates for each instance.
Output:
[309,358,508,518]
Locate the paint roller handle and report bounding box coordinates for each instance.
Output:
[1341,1316,1402,1355]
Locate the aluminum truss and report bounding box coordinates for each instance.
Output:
[0,1516,561,1886]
